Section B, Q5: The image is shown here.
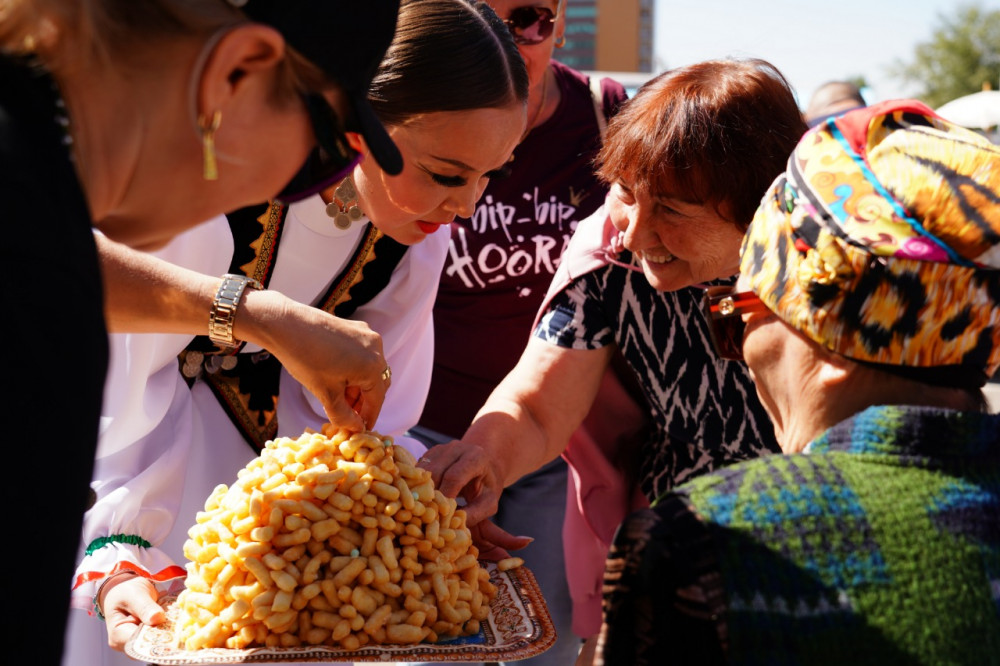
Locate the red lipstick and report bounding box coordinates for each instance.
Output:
[416,220,444,234]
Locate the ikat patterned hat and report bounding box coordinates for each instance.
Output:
[740,100,1000,385]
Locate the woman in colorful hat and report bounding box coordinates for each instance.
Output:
[599,100,1000,664]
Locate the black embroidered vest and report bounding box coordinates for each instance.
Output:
[178,201,407,452]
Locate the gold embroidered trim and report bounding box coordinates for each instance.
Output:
[319,226,384,313]
[240,202,284,282]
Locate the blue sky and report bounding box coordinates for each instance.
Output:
[653,0,999,108]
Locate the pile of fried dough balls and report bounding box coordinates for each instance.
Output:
[174,427,521,651]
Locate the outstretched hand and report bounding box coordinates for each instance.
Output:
[468,519,534,560]
[252,295,391,432]
[416,440,533,558]
[417,439,506,528]
[100,575,165,651]
[97,237,392,432]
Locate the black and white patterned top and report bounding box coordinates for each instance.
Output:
[535,250,780,501]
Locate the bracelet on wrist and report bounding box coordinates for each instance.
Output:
[208,273,262,348]
[93,569,140,621]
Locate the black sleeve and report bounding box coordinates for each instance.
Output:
[1,55,108,666]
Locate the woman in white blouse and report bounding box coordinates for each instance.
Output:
[66,1,528,663]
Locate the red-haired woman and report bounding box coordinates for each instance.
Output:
[419,57,807,660]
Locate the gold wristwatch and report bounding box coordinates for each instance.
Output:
[208,274,262,348]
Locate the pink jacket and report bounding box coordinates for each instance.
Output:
[535,203,650,637]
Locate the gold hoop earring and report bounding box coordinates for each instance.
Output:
[198,111,222,181]
[554,35,566,48]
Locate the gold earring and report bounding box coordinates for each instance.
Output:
[198,111,222,181]
[554,35,566,48]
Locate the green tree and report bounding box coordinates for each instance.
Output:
[846,75,869,91]
[891,3,1000,108]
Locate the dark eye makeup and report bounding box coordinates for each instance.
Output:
[430,173,466,187]
[426,164,512,188]
[485,165,512,180]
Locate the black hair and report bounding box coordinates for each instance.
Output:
[367,0,530,125]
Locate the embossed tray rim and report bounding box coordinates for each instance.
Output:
[125,562,555,663]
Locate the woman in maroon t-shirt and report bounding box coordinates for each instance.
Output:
[415,2,627,664]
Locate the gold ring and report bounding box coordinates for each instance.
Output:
[381,366,392,382]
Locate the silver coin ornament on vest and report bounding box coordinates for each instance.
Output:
[181,350,204,379]
[326,176,364,229]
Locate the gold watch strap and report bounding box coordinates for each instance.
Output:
[208,274,263,348]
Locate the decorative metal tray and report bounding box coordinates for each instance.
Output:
[126,563,555,663]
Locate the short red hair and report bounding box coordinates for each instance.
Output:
[597,58,806,229]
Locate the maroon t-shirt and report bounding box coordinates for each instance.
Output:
[419,61,628,437]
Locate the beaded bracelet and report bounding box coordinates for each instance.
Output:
[93,569,140,621]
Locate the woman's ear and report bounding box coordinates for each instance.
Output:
[815,347,853,389]
[554,0,568,44]
[346,131,366,154]
[195,24,287,122]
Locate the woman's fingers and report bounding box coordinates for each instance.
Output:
[103,576,165,651]
[323,391,368,432]
[355,377,388,430]
[424,443,486,495]
[471,518,533,558]
[269,302,391,432]
[416,443,502,526]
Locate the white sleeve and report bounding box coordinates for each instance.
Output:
[278,230,449,458]
[361,231,449,457]
[72,219,233,608]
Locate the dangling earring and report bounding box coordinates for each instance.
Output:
[325,175,365,229]
[554,34,566,48]
[198,110,222,181]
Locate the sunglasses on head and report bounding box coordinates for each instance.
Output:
[703,285,770,361]
[274,94,361,206]
[503,5,557,45]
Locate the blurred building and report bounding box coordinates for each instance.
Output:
[559,0,654,73]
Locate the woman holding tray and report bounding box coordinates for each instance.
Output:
[66,1,528,663]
